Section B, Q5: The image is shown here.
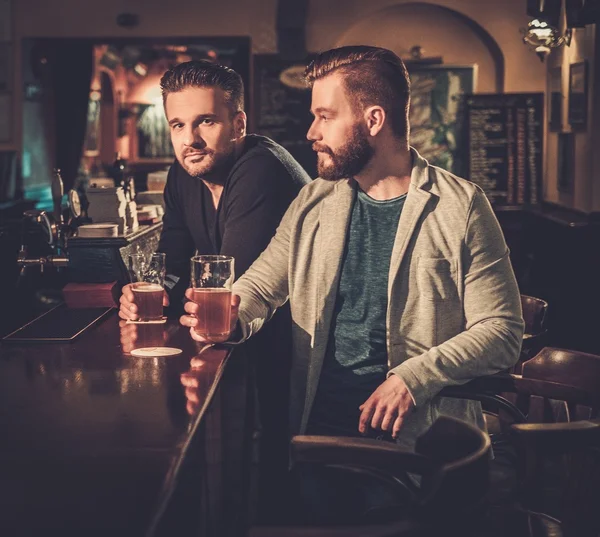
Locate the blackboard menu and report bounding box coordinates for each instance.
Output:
[466,93,543,206]
[253,54,317,178]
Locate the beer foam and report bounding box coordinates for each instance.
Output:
[132,283,163,292]
[192,288,231,293]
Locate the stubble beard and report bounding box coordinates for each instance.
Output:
[178,140,236,185]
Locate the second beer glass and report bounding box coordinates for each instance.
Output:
[190,255,234,342]
[128,252,166,322]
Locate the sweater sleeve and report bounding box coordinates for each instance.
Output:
[220,155,298,279]
[388,189,525,406]
[157,164,195,309]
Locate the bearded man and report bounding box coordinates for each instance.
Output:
[181,46,524,522]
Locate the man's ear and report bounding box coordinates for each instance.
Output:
[233,111,247,139]
[364,106,385,137]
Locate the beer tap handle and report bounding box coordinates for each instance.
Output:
[51,168,64,225]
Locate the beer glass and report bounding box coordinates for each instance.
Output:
[128,252,166,322]
[190,255,234,342]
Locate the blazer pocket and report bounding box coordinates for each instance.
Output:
[416,257,458,302]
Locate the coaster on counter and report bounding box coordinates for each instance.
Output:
[131,347,182,357]
[126,317,167,325]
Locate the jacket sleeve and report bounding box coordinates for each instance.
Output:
[231,187,303,341]
[388,189,525,407]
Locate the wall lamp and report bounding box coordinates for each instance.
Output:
[522,18,572,61]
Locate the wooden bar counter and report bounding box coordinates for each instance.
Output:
[0,311,254,537]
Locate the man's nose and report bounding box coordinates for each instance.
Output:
[183,127,204,147]
[306,119,320,142]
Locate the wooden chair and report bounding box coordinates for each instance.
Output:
[507,419,600,537]
[519,294,549,366]
[483,294,548,433]
[247,416,491,537]
[441,347,600,537]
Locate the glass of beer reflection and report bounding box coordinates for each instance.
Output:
[128,252,166,322]
[190,255,234,342]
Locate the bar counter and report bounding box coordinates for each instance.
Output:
[0,310,253,537]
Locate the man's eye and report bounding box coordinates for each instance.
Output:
[320,115,329,122]
[201,119,215,125]
[172,123,183,130]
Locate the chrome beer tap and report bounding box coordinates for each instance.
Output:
[17,169,69,276]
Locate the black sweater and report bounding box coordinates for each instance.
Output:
[158,134,311,310]
[158,134,310,478]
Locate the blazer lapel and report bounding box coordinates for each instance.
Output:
[300,179,354,433]
[315,180,355,334]
[388,150,432,296]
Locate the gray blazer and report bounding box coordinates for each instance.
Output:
[233,148,524,450]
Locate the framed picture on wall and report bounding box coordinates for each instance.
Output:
[548,66,562,131]
[568,61,587,129]
[408,65,476,179]
[557,132,575,194]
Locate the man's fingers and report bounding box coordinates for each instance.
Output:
[184,301,199,315]
[370,405,386,431]
[180,314,197,328]
[185,288,195,301]
[119,295,137,314]
[392,415,405,439]
[185,387,200,404]
[189,327,209,343]
[358,401,376,434]
[180,373,199,388]
[119,307,137,321]
[380,408,398,432]
[190,357,209,368]
[122,284,134,301]
[186,401,198,416]
[163,291,170,307]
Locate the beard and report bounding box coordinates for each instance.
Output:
[313,123,374,181]
[178,141,236,185]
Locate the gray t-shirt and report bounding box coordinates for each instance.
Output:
[308,186,407,436]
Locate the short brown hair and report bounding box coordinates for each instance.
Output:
[160,60,244,115]
[305,46,410,139]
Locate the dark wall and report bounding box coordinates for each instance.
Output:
[500,206,600,355]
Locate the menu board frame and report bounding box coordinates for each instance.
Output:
[465,92,544,208]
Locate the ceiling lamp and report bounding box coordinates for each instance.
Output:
[522,18,572,61]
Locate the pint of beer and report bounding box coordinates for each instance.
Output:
[131,283,164,321]
[190,255,234,342]
[128,252,166,322]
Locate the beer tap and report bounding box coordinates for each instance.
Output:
[17,169,69,276]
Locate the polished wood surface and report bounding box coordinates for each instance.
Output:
[0,310,251,537]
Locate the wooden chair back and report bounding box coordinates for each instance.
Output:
[517,294,549,371]
[511,419,600,537]
[521,294,549,339]
[441,347,600,536]
[247,416,490,536]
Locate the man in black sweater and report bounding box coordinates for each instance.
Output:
[118,60,311,515]
[119,61,310,315]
